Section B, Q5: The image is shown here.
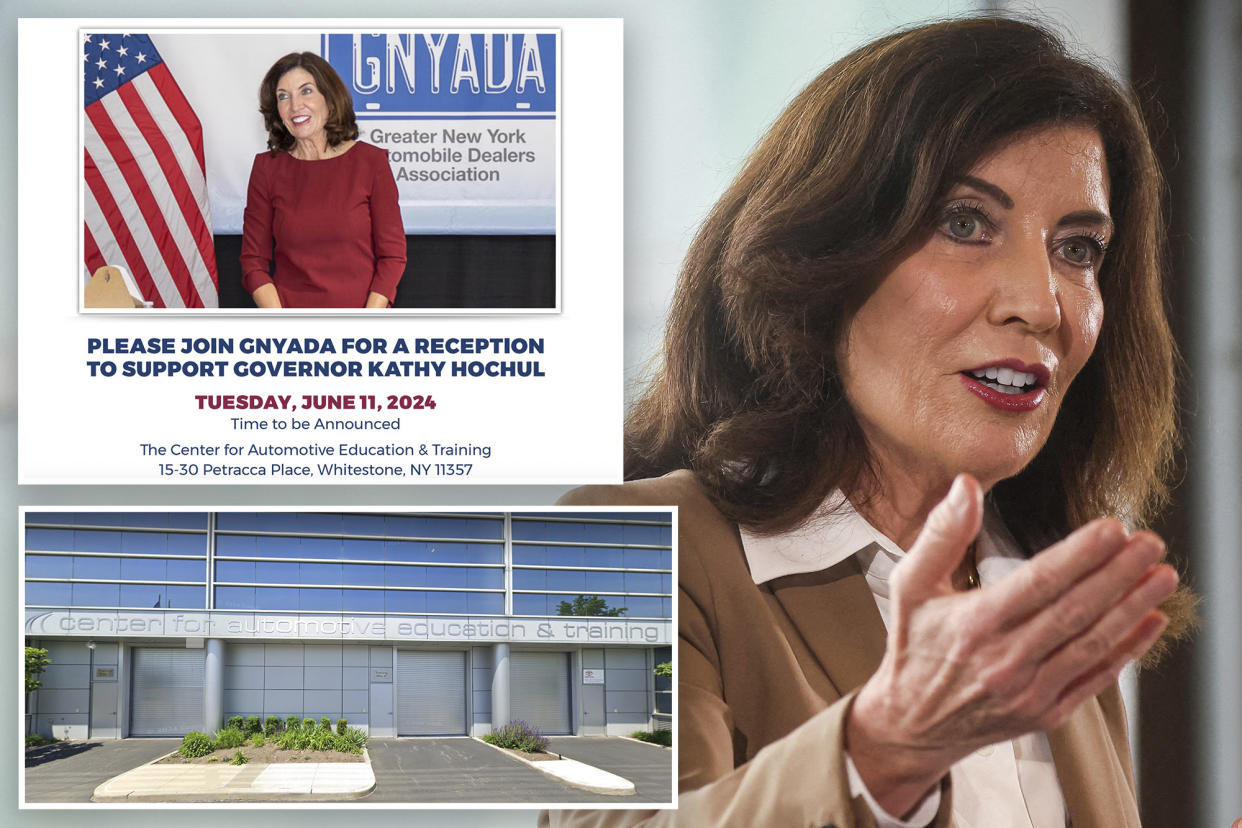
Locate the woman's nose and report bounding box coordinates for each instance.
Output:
[987,238,1061,334]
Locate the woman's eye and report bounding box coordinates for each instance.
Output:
[1059,237,1105,267]
[940,208,987,242]
[948,214,977,238]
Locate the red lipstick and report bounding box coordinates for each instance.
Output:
[959,359,1049,412]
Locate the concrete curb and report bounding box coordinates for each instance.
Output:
[91,747,376,802]
[474,738,635,796]
[615,735,672,750]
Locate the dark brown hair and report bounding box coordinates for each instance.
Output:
[258,52,358,153]
[626,17,1178,557]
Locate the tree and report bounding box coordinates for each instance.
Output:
[556,594,627,617]
[25,647,50,695]
[654,661,672,679]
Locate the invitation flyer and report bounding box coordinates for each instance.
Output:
[17,18,623,484]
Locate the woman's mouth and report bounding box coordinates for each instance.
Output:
[959,362,1049,411]
[291,115,311,126]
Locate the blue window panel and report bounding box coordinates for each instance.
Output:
[422,517,469,538]
[467,593,503,614]
[300,563,342,585]
[25,581,71,605]
[254,536,301,558]
[385,565,426,587]
[216,560,256,583]
[467,518,505,539]
[121,532,167,555]
[426,567,471,588]
[25,512,65,524]
[431,541,473,563]
[25,555,72,578]
[623,548,662,569]
[166,513,209,529]
[74,556,121,579]
[512,594,548,615]
[585,570,624,591]
[625,572,663,593]
[512,545,546,566]
[661,573,672,593]
[509,521,546,541]
[583,547,624,567]
[255,587,299,611]
[25,528,76,551]
[343,564,385,586]
[343,538,385,562]
[121,557,166,580]
[425,591,469,614]
[465,543,503,564]
[385,590,426,614]
[660,549,672,570]
[167,533,207,556]
[255,561,299,584]
[466,568,503,589]
[215,534,256,556]
[384,515,425,537]
[265,514,303,533]
[72,582,120,607]
[300,538,341,560]
[166,559,206,582]
[512,569,545,589]
[120,583,165,608]
[662,597,672,617]
[166,585,206,609]
[660,525,673,545]
[72,530,123,554]
[301,589,342,612]
[216,586,255,610]
[623,524,664,545]
[294,513,342,534]
[215,513,259,531]
[342,514,387,536]
[546,570,586,591]
[586,523,626,543]
[343,589,384,612]
[624,596,663,617]
[546,546,585,567]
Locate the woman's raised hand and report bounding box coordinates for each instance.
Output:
[845,474,1177,817]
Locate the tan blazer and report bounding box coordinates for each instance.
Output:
[543,470,1141,828]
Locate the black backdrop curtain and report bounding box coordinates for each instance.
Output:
[214,234,556,309]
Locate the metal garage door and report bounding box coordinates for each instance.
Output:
[511,651,571,735]
[396,650,467,735]
[130,648,204,736]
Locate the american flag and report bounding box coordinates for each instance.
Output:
[83,32,218,308]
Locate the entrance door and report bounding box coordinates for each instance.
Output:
[395,650,467,735]
[511,651,571,735]
[129,648,204,736]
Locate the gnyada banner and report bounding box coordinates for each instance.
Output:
[146,29,559,235]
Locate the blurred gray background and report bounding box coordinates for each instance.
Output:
[2,1,1238,825]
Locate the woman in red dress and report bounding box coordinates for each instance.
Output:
[241,52,406,309]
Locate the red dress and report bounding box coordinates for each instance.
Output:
[240,142,406,308]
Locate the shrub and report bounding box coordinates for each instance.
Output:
[630,730,672,747]
[230,749,247,766]
[338,726,368,754]
[307,728,335,752]
[245,715,261,735]
[483,721,549,753]
[264,716,282,736]
[336,718,348,735]
[285,715,301,733]
[251,732,265,748]
[214,727,248,750]
[302,717,316,732]
[179,731,215,758]
[226,715,244,731]
[319,717,332,732]
[25,733,58,748]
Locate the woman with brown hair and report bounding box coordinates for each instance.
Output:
[548,16,1195,828]
[240,52,406,309]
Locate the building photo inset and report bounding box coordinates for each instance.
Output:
[22,509,672,806]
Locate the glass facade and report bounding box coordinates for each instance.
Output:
[24,511,673,620]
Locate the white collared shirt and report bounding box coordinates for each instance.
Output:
[740,493,1068,828]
